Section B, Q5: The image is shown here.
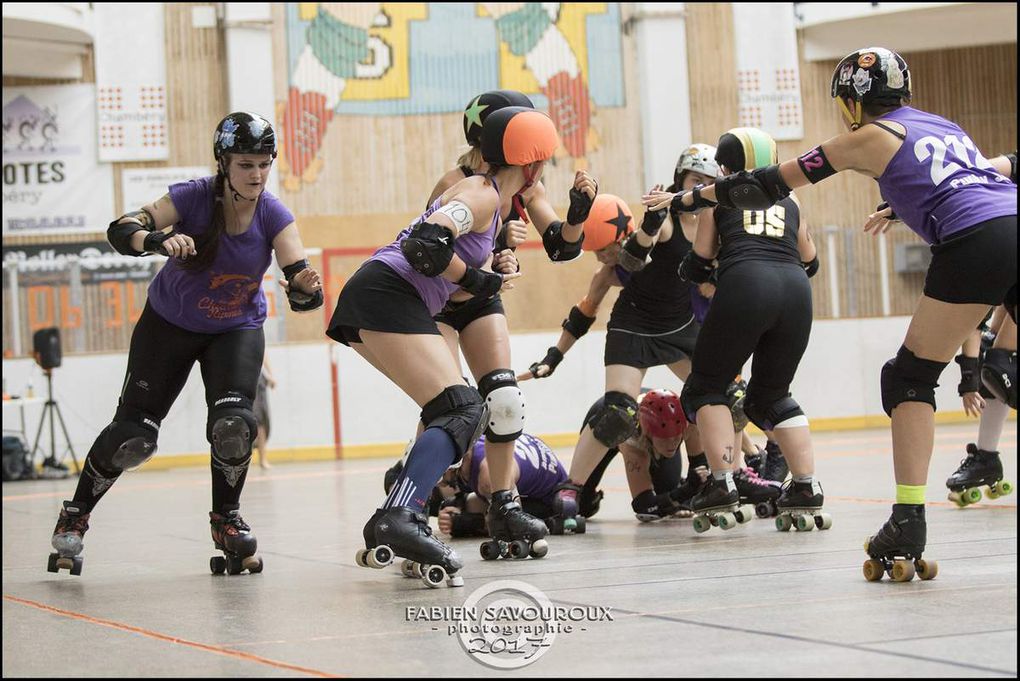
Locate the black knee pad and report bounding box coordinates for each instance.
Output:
[743,390,804,431]
[92,404,160,473]
[420,385,488,462]
[679,378,728,424]
[590,391,639,448]
[981,348,1017,409]
[207,392,257,464]
[478,369,525,443]
[880,346,948,417]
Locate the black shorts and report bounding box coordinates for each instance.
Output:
[604,316,700,368]
[434,294,505,332]
[326,260,440,346]
[925,216,1017,307]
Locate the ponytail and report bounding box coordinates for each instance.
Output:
[178,171,226,272]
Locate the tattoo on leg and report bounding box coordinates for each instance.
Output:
[722,446,734,465]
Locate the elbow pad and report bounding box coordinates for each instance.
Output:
[107,209,156,256]
[618,234,651,273]
[714,166,791,210]
[678,250,714,284]
[802,256,820,278]
[400,221,455,276]
[562,305,595,339]
[541,220,583,262]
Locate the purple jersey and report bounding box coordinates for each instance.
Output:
[371,190,500,316]
[875,107,1016,244]
[690,284,711,323]
[147,177,294,333]
[468,433,568,505]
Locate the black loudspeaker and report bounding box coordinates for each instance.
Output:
[33,327,62,370]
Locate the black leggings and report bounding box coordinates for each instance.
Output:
[73,302,265,513]
[685,261,812,415]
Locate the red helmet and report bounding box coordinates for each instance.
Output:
[639,389,688,439]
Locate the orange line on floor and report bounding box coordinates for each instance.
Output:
[2,594,341,678]
[826,495,1017,510]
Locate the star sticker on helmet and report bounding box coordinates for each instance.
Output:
[607,206,632,241]
[464,97,489,131]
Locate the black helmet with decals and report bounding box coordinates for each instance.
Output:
[213,112,277,165]
[830,47,911,128]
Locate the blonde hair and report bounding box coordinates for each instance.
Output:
[456,145,484,172]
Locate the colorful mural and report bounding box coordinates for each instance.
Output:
[279,2,625,191]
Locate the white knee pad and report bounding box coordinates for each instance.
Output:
[479,369,525,443]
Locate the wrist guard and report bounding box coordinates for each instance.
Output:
[567,183,597,225]
[955,354,981,395]
[282,259,324,311]
[562,305,595,339]
[678,250,714,284]
[530,346,564,379]
[802,256,820,279]
[671,185,716,214]
[457,266,502,299]
[640,207,668,236]
[142,230,175,255]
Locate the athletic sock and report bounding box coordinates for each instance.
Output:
[383,428,456,514]
[896,484,926,505]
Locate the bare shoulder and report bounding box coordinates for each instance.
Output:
[445,176,499,218]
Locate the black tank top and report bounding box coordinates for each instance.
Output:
[611,228,694,332]
[713,196,801,275]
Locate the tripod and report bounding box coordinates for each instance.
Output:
[30,368,80,477]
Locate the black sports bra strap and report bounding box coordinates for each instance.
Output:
[871,121,906,140]
[459,165,474,178]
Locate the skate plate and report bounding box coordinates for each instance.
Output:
[692,504,754,533]
[775,508,832,532]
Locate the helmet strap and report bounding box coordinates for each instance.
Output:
[837,97,863,131]
[220,157,261,203]
[512,164,538,224]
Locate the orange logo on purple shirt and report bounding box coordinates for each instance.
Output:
[198,273,260,319]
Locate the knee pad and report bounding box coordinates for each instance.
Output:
[590,391,639,448]
[981,348,1017,409]
[420,385,488,462]
[679,378,729,424]
[92,405,160,473]
[726,378,750,432]
[478,369,525,443]
[743,391,806,431]
[207,393,257,464]
[880,346,948,417]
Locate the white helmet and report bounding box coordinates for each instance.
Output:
[674,143,720,186]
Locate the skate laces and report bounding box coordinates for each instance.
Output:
[740,468,772,487]
[58,511,90,534]
[215,511,250,534]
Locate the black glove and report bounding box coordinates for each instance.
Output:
[282,259,324,312]
[457,266,502,299]
[955,354,980,395]
[567,182,598,225]
[640,207,668,236]
[671,185,716,214]
[529,346,564,379]
[802,256,820,278]
[678,250,714,283]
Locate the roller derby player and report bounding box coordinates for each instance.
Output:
[948,306,1016,507]
[646,127,828,536]
[522,145,719,534]
[425,90,598,564]
[649,47,1016,579]
[327,107,559,587]
[48,113,323,577]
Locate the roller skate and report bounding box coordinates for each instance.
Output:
[209,504,263,575]
[355,507,464,588]
[481,490,549,561]
[632,491,682,522]
[774,479,832,531]
[946,444,1014,507]
[760,440,789,483]
[580,488,604,519]
[744,446,765,476]
[863,504,938,582]
[690,475,754,534]
[670,454,710,515]
[734,467,782,518]
[47,500,89,576]
[546,482,586,535]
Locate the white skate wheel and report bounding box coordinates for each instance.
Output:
[422,565,447,588]
[818,513,833,530]
[795,515,814,532]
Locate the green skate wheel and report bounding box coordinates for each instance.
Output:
[795,515,814,532]
[963,487,982,505]
[915,559,938,581]
[947,490,967,507]
[891,560,915,582]
[563,518,577,533]
[693,516,711,533]
[717,512,737,530]
[817,513,833,530]
[775,514,793,532]
[997,480,1014,496]
[985,487,1000,500]
[862,559,884,582]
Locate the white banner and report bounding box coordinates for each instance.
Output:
[93,3,169,161]
[120,166,211,214]
[732,3,804,141]
[2,84,115,235]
